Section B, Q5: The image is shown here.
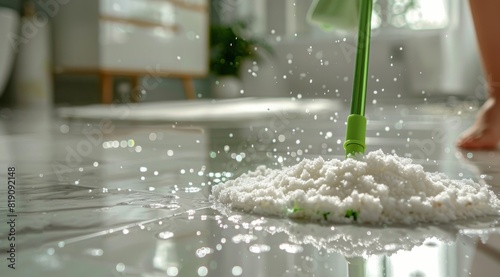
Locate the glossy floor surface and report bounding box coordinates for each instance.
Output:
[0,98,499,277]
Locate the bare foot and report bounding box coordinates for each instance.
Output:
[456,98,500,149]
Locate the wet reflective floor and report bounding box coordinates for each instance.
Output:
[0,98,499,277]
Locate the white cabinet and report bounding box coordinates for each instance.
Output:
[53,0,208,103]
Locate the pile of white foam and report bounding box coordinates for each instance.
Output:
[212,150,500,224]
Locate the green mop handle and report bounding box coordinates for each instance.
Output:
[344,0,372,157]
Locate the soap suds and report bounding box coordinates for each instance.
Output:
[212,150,500,224]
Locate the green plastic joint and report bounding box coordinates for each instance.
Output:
[344,114,367,158]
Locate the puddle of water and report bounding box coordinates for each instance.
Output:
[2,107,500,277]
[13,204,497,277]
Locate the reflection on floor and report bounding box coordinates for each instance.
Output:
[0,98,499,277]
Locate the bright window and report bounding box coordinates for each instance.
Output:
[388,0,450,30]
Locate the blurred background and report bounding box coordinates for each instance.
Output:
[0,0,486,108]
[2,2,500,277]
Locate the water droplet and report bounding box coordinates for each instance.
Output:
[128,139,135,147]
[196,247,214,258]
[157,231,174,240]
[85,248,103,256]
[197,266,208,276]
[232,234,257,244]
[232,266,243,276]
[120,140,127,148]
[279,243,303,254]
[384,244,398,251]
[59,124,69,133]
[249,244,271,253]
[167,267,179,276]
[235,155,243,162]
[185,187,201,193]
[116,263,126,272]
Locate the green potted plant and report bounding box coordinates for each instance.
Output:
[209,21,272,98]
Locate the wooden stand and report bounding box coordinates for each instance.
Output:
[56,68,201,104]
[100,73,196,104]
[100,73,114,104]
[52,0,208,104]
[181,77,196,100]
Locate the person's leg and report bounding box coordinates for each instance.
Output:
[456,0,500,149]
